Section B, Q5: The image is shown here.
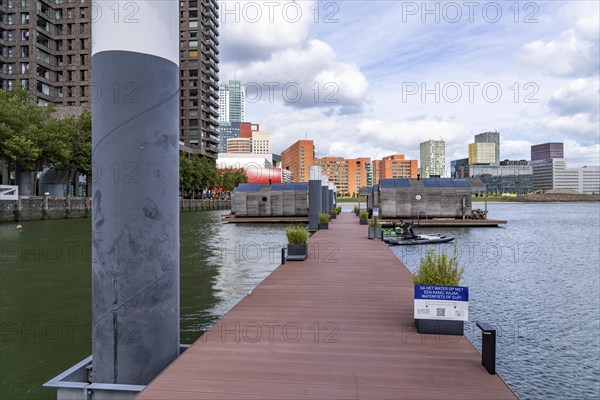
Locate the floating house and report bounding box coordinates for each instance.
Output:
[378,178,484,219]
[231,183,309,217]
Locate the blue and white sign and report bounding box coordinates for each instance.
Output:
[372,207,379,217]
[414,285,469,321]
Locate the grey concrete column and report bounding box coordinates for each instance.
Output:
[328,182,335,212]
[308,166,322,232]
[91,1,180,385]
[321,177,329,215]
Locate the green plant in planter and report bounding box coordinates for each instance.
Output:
[336,206,342,214]
[359,211,369,220]
[286,225,309,245]
[368,217,381,227]
[413,246,463,286]
[353,206,360,215]
[319,213,330,223]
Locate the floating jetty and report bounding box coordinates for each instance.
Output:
[136,213,516,399]
[383,218,507,227]
[221,213,308,224]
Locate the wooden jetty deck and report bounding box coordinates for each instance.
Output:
[137,213,517,399]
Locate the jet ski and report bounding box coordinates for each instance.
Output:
[383,222,454,246]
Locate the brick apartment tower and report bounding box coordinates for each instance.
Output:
[281,140,315,182]
[315,157,372,196]
[0,0,220,158]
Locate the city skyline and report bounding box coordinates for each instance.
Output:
[218,1,599,167]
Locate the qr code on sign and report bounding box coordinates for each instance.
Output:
[436,308,445,317]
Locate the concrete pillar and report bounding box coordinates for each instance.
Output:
[328,182,335,212]
[308,166,322,232]
[321,176,329,215]
[91,1,180,385]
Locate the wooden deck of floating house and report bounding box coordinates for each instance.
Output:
[136,213,517,400]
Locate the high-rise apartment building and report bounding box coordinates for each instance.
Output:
[531,142,564,161]
[281,140,314,182]
[314,157,371,196]
[474,131,500,165]
[375,154,418,179]
[179,0,220,158]
[218,79,245,123]
[419,139,445,178]
[1,0,220,158]
[0,0,92,106]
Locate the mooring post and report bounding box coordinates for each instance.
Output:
[308,166,322,232]
[91,1,180,385]
[476,322,497,374]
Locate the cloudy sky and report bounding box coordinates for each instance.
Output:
[218,0,599,167]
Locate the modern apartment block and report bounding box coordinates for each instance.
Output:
[0,0,92,106]
[475,131,500,165]
[375,154,418,180]
[218,122,259,153]
[1,0,221,158]
[314,157,372,196]
[419,139,445,178]
[531,142,564,161]
[281,140,315,182]
[251,131,269,154]
[226,137,251,154]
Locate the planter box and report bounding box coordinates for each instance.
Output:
[415,319,464,335]
[318,222,329,230]
[330,213,337,219]
[368,226,382,239]
[359,218,368,225]
[286,244,308,261]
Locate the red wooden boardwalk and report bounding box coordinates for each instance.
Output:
[137,213,517,399]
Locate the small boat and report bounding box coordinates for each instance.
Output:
[382,222,454,245]
[383,233,454,245]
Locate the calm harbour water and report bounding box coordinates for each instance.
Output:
[0,203,598,399]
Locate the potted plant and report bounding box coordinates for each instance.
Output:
[330,209,337,219]
[368,217,382,240]
[285,225,309,261]
[413,246,468,335]
[359,211,368,225]
[318,213,330,229]
[354,206,360,216]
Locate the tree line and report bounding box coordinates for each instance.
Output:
[0,88,247,197]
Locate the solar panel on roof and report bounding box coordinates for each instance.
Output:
[423,179,440,187]
[283,183,297,190]
[296,183,309,190]
[453,179,470,187]
[439,179,455,188]
[271,184,285,191]
[394,179,411,187]
[380,179,395,188]
[247,185,261,192]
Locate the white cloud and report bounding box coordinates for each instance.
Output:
[519,6,599,78]
[219,1,315,62]
[226,39,368,113]
[549,78,600,118]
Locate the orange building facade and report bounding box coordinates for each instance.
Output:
[281,140,315,182]
[315,157,372,196]
[373,154,418,182]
